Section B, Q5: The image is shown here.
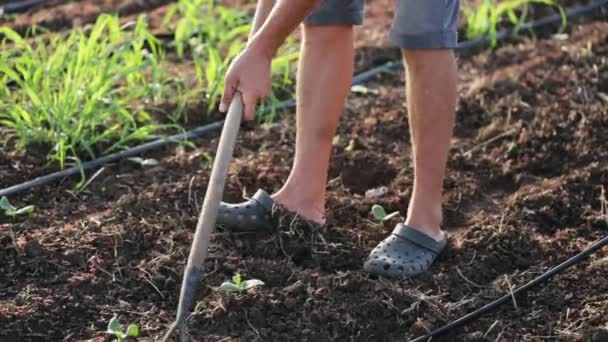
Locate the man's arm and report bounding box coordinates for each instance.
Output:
[248,0,319,58]
[220,0,319,120]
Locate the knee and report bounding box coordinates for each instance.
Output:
[402,49,454,71]
[302,24,353,46]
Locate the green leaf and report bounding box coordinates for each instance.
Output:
[219,282,242,293]
[107,316,121,333]
[232,273,242,286]
[0,197,16,211]
[371,204,387,221]
[240,279,264,291]
[127,157,159,166]
[371,204,399,222]
[384,211,400,221]
[15,205,35,216]
[351,85,379,95]
[126,324,140,337]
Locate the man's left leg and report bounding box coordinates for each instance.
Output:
[364,0,459,278]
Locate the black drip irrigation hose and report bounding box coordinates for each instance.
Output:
[350,0,608,84]
[1,0,606,199]
[0,0,46,15]
[0,122,223,197]
[411,234,608,342]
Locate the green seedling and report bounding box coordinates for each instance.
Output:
[371,204,400,223]
[219,274,264,293]
[351,84,379,95]
[0,14,181,169]
[162,0,298,121]
[127,157,159,166]
[106,316,139,341]
[0,196,35,217]
[15,285,32,304]
[464,0,566,47]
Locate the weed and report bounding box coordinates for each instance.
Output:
[15,285,32,304]
[219,273,264,293]
[162,0,298,121]
[106,316,139,341]
[464,0,566,47]
[371,204,400,223]
[351,84,379,95]
[0,196,35,217]
[127,157,159,166]
[0,15,174,168]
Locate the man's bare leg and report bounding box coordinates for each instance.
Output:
[272,24,354,224]
[402,49,458,241]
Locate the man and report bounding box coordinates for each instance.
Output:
[217,0,459,278]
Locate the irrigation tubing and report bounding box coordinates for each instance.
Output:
[410,234,608,342]
[0,122,224,197]
[1,0,607,199]
[0,0,46,14]
[350,0,608,84]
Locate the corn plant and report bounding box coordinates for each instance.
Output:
[0,15,172,168]
[163,0,298,121]
[464,0,566,47]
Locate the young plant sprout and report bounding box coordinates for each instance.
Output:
[0,196,35,217]
[351,84,379,95]
[219,274,264,293]
[127,157,159,166]
[464,0,566,47]
[106,316,139,342]
[371,204,400,223]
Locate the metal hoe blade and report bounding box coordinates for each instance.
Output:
[162,1,275,341]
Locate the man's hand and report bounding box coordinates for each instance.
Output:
[218,0,319,120]
[219,46,272,121]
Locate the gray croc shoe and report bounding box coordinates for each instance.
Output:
[217,189,275,231]
[364,224,447,278]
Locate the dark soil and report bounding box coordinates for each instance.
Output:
[1,4,608,342]
[0,0,174,35]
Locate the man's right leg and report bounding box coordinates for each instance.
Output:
[272,24,354,224]
[217,1,363,230]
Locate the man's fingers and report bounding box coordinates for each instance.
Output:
[220,76,237,113]
[242,93,258,121]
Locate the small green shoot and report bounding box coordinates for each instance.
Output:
[106,316,139,341]
[351,84,379,95]
[0,196,35,217]
[15,285,32,304]
[464,0,566,47]
[371,204,399,223]
[0,15,172,169]
[127,157,159,166]
[219,274,264,293]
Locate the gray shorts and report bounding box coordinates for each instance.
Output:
[305,0,460,49]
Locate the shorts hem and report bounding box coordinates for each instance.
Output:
[305,9,364,26]
[390,30,459,49]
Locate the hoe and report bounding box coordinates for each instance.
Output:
[162,0,275,340]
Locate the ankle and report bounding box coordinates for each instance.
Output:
[405,204,444,241]
[272,190,326,224]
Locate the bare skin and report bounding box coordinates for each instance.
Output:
[221,0,319,120]
[221,0,458,241]
[272,24,354,224]
[275,47,457,241]
[402,49,457,241]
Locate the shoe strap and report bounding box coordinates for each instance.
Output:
[392,224,447,255]
[252,189,274,212]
